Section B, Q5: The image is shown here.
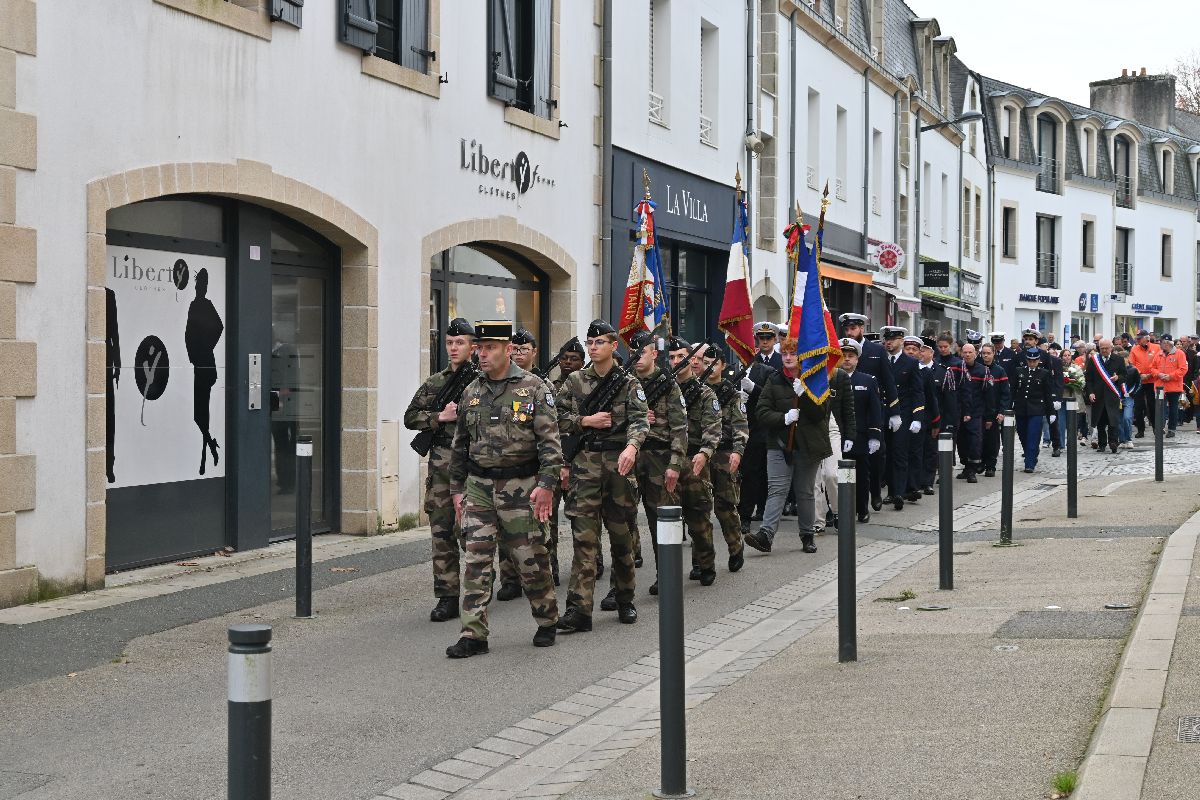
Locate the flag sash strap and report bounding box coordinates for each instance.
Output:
[1091,351,1124,398]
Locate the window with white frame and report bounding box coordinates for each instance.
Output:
[1161,148,1175,193]
[871,129,882,215]
[1001,105,1015,158]
[1081,219,1095,268]
[1001,205,1016,259]
[940,172,948,242]
[1162,232,1173,278]
[807,89,820,189]
[962,184,971,258]
[968,87,978,155]
[648,0,670,126]
[835,106,847,199]
[921,162,931,236]
[973,188,982,260]
[1080,126,1095,177]
[699,20,717,146]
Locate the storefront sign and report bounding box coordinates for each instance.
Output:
[612,150,733,245]
[460,138,557,201]
[960,275,980,304]
[1018,293,1059,304]
[1078,293,1087,311]
[1090,293,1099,312]
[869,241,906,275]
[1131,303,1163,314]
[921,261,950,288]
[106,246,226,489]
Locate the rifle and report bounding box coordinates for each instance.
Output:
[561,360,635,462]
[409,361,480,456]
[533,336,580,380]
[681,360,719,407]
[641,342,706,408]
[714,362,753,407]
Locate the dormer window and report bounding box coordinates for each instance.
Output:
[1113,133,1135,208]
[1161,148,1175,194]
[1079,126,1096,177]
[1000,104,1018,159]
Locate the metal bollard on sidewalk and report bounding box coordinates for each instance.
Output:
[938,431,954,590]
[836,459,856,663]
[228,624,272,800]
[1066,400,1078,519]
[295,435,313,619]
[997,412,1017,547]
[1155,388,1165,482]
[654,506,692,799]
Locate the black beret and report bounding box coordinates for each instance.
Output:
[446,317,475,337]
[587,319,616,338]
[628,329,655,351]
[667,336,691,352]
[510,328,536,347]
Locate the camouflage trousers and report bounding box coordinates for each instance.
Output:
[680,460,716,573]
[711,450,743,556]
[459,475,558,640]
[499,488,559,586]
[425,445,463,597]
[565,449,639,615]
[627,448,678,568]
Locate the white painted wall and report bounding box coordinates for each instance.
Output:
[19,3,598,580]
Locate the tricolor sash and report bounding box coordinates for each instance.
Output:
[1091,352,1124,398]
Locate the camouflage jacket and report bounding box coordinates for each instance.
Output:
[708,378,750,456]
[633,367,688,472]
[556,363,649,450]
[403,365,459,450]
[678,377,722,460]
[449,363,563,493]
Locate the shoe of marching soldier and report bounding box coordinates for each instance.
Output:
[446,637,489,659]
[599,587,618,611]
[892,496,904,511]
[956,470,970,480]
[555,607,593,634]
[984,468,996,477]
[1135,432,1145,439]
[728,546,745,573]
[871,496,884,511]
[743,529,772,553]
[857,511,871,524]
[922,486,935,496]
[430,597,458,623]
[1023,467,1035,473]
[1052,448,1061,458]
[649,580,659,596]
[1110,444,1119,454]
[596,552,605,580]
[533,625,557,647]
[497,582,522,602]
[801,533,817,554]
[904,491,921,503]
[617,603,638,624]
[699,570,716,586]
[966,470,978,483]
[688,565,702,581]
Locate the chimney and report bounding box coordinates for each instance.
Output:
[1090,71,1176,131]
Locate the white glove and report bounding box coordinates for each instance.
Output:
[1049,415,1056,424]
[909,420,922,434]
[793,378,806,397]
[741,376,756,393]
[842,439,854,453]
[868,438,881,454]
[1052,401,1061,411]
[784,408,800,425]
[888,415,902,432]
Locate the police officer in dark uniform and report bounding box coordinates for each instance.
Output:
[840,313,899,510]
[991,331,1017,380]
[880,326,923,509]
[918,337,952,494]
[903,335,938,499]
[1022,328,1063,456]
[838,338,883,523]
[737,321,784,531]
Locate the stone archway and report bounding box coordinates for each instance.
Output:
[83,159,379,587]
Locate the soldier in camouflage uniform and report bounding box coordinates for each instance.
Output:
[599,329,686,612]
[703,343,750,572]
[555,319,649,631]
[403,317,477,623]
[445,320,561,658]
[667,337,723,589]
[549,337,586,586]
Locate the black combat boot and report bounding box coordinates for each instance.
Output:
[556,607,593,633]
[801,533,817,554]
[446,637,488,659]
[699,570,716,586]
[728,545,745,573]
[688,566,702,581]
[966,469,978,483]
[617,603,638,624]
[496,583,522,601]
[429,597,458,622]
[533,625,556,647]
[743,529,772,553]
[599,587,618,611]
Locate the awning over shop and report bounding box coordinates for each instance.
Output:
[820,262,873,286]
[876,285,922,313]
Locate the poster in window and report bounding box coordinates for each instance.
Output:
[105,245,226,489]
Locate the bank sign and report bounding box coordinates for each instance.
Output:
[460,138,556,202]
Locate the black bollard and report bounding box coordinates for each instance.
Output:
[654,506,691,799]
[1155,388,1164,482]
[938,431,954,589]
[998,412,1016,547]
[295,435,313,619]
[228,624,272,800]
[1066,400,1078,518]
[836,459,856,663]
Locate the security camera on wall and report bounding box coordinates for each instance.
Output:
[744,133,765,155]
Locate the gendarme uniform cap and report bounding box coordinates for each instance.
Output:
[754,321,777,335]
[474,320,513,342]
[965,329,984,345]
[989,331,1007,341]
[838,313,868,327]
[587,319,617,338]
[628,329,655,351]
[864,332,881,342]
[838,337,862,355]
[903,335,923,346]
[880,326,907,339]
[446,317,475,337]
[510,328,536,347]
[1024,347,1042,359]
[921,336,937,350]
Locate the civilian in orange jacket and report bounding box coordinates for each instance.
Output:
[1128,331,1162,437]
[1152,335,1188,436]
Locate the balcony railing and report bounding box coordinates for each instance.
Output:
[699,113,714,146]
[1114,259,1134,295]
[1036,252,1059,289]
[649,91,666,126]
[1036,155,1060,194]
[1115,175,1134,208]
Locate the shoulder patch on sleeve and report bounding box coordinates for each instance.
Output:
[739,402,747,414]
[544,391,555,407]
[712,398,720,413]
[636,387,646,402]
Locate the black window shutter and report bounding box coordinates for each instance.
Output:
[340,0,379,53]
[400,0,430,73]
[532,0,552,118]
[270,0,303,28]
[488,0,518,104]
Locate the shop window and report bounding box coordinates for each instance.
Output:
[376,0,433,73]
[487,0,554,119]
[107,198,224,243]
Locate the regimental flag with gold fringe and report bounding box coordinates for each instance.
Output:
[783,190,841,403]
[717,170,756,366]
[618,170,670,346]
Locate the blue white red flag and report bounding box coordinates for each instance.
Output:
[783,212,841,403]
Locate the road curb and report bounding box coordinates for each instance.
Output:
[1075,507,1200,800]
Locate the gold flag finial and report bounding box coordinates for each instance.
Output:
[642,168,652,200]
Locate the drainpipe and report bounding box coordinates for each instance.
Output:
[861,67,871,317]
[745,0,755,289]
[601,0,613,323]
[957,131,964,324]
[914,107,922,327]
[893,91,900,246]
[787,10,796,308]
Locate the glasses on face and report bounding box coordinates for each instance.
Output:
[585,338,613,348]
[512,345,535,354]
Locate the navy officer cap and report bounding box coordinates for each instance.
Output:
[838,312,868,327]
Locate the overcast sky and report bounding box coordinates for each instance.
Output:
[906,0,1197,106]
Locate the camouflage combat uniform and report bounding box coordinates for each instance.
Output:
[630,367,688,566]
[449,362,561,640]
[404,366,464,599]
[556,364,649,617]
[708,377,750,556]
[678,376,722,576]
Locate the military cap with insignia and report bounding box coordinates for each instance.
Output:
[510,328,536,346]
[838,337,862,355]
[627,329,655,351]
[880,325,907,339]
[903,335,923,346]
[474,319,513,341]
[838,312,869,327]
[446,317,475,337]
[587,319,617,338]
[1021,328,1039,339]
[965,329,984,345]
[563,337,585,355]
[1024,347,1042,359]
[753,320,778,336]
[921,336,937,350]
[864,331,881,342]
[989,331,1007,341]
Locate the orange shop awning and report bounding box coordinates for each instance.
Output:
[819,263,873,286]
